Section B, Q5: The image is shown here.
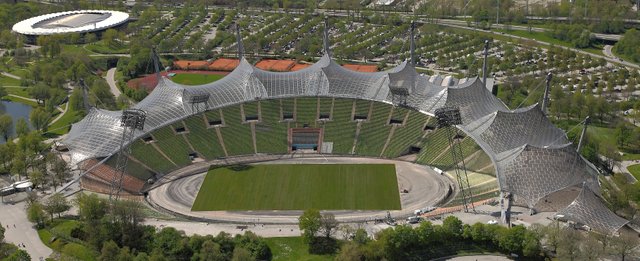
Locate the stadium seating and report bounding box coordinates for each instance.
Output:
[382,109,430,158]
[129,139,177,174]
[151,124,194,167]
[255,99,289,153]
[123,98,487,178]
[182,112,227,159]
[294,98,318,127]
[218,105,255,155]
[321,98,358,154]
[355,102,393,156]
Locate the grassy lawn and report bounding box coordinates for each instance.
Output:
[192,164,401,211]
[0,75,21,86]
[170,73,224,85]
[37,219,98,260]
[47,109,81,136]
[84,41,129,54]
[629,164,640,180]
[623,154,640,161]
[4,86,31,97]
[265,237,334,261]
[2,96,38,107]
[494,29,603,55]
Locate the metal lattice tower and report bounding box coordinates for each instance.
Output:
[435,107,475,212]
[109,109,146,201]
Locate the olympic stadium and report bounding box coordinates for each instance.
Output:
[12,10,129,40]
[60,26,629,235]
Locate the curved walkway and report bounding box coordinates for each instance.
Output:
[105,68,122,97]
[0,200,52,260]
[148,157,454,224]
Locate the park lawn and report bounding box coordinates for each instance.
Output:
[494,29,604,55]
[170,73,224,85]
[38,219,99,260]
[192,164,401,211]
[265,237,334,261]
[84,41,129,54]
[47,109,81,136]
[0,75,21,86]
[629,164,640,180]
[3,96,38,107]
[4,86,31,97]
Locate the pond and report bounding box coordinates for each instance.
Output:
[0,100,32,143]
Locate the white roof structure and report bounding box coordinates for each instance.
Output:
[12,10,129,36]
[62,30,626,234]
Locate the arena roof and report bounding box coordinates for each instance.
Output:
[12,10,129,36]
[62,41,624,234]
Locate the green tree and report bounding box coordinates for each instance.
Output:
[441,216,463,239]
[26,201,46,228]
[0,85,7,98]
[336,242,364,261]
[103,29,119,48]
[320,213,338,238]
[0,222,4,242]
[14,119,28,138]
[231,247,252,261]
[43,193,71,219]
[28,169,45,189]
[609,234,639,261]
[99,240,120,261]
[557,228,581,261]
[30,83,50,105]
[299,209,321,243]
[198,240,224,261]
[5,249,30,261]
[75,193,107,221]
[29,108,51,132]
[0,114,12,142]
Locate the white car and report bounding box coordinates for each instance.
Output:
[487,220,498,225]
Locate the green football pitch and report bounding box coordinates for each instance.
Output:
[191,164,401,211]
[170,73,224,85]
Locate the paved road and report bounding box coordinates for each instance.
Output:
[105,68,122,98]
[426,20,640,70]
[436,19,621,41]
[603,45,618,60]
[0,200,53,260]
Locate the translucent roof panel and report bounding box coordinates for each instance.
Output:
[465,104,569,154]
[496,144,598,208]
[558,185,629,234]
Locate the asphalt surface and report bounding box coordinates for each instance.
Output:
[105,68,122,98]
[148,157,454,224]
[0,199,53,260]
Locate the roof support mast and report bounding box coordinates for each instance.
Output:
[577,116,591,153]
[151,47,160,81]
[482,40,489,85]
[410,21,416,65]
[542,72,552,114]
[235,23,244,59]
[323,17,331,57]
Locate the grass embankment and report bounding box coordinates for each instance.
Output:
[170,73,224,85]
[192,164,401,211]
[37,219,99,261]
[629,164,640,180]
[265,237,334,261]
